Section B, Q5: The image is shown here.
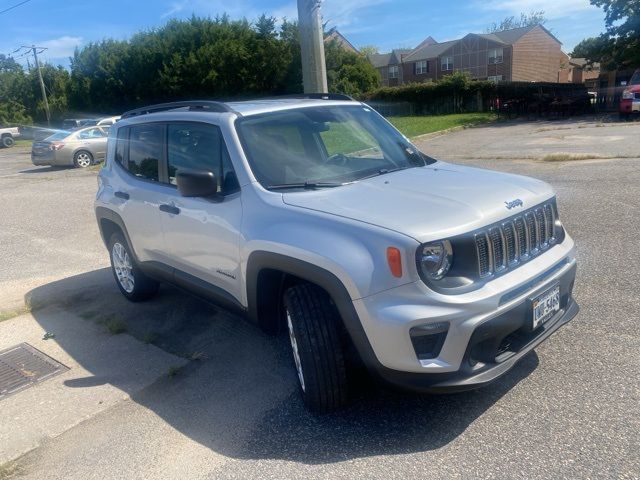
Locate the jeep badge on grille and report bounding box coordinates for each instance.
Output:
[505,199,524,210]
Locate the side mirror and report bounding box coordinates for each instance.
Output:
[176,169,218,198]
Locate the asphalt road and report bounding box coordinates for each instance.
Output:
[1,119,639,479]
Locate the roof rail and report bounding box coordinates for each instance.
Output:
[277,93,356,101]
[120,101,239,119]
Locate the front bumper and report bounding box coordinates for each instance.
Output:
[375,285,578,393]
[350,237,578,392]
[620,99,640,114]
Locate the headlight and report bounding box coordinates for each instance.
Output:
[417,240,453,281]
[622,89,634,99]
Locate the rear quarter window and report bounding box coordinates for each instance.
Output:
[114,127,128,168]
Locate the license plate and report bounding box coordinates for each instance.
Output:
[532,285,560,329]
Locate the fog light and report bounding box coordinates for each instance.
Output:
[410,322,449,360]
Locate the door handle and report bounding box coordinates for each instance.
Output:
[115,191,129,200]
[159,204,180,215]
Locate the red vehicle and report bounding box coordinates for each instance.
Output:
[620,69,640,119]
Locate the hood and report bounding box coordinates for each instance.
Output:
[282,163,554,243]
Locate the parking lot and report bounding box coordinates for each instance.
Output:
[1,119,639,479]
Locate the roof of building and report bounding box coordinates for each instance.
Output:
[390,49,413,64]
[569,57,600,69]
[324,28,359,53]
[486,25,538,44]
[368,52,392,68]
[414,36,437,50]
[403,39,458,62]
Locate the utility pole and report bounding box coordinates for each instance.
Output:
[297,0,328,93]
[22,45,50,126]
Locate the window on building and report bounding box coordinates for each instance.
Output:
[389,65,399,79]
[441,56,453,71]
[415,60,428,75]
[488,75,503,82]
[488,48,504,64]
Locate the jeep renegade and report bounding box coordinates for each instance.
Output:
[95,96,579,411]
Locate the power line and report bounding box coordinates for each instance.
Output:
[0,0,32,15]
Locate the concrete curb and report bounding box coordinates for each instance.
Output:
[410,121,492,142]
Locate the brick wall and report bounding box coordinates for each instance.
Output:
[401,37,513,84]
[511,26,563,82]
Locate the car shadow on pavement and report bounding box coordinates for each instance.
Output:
[26,269,539,464]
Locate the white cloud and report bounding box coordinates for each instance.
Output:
[162,1,188,18]
[321,0,391,30]
[38,36,83,59]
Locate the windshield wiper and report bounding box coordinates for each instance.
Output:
[266,181,344,190]
[355,167,408,181]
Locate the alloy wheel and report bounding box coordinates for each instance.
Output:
[112,242,135,293]
[286,310,306,392]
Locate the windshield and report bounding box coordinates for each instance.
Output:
[630,69,640,86]
[237,105,432,188]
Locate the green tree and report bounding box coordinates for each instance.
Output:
[486,11,547,33]
[359,45,379,56]
[572,0,639,69]
[325,39,379,96]
[0,55,33,124]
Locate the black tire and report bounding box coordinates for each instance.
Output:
[73,150,93,168]
[108,232,159,302]
[283,283,349,412]
[1,135,14,148]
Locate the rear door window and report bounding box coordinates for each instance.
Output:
[128,124,163,182]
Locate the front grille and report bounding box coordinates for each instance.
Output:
[475,201,557,278]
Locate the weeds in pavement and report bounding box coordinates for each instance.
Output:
[0,461,22,479]
[167,365,182,378]
[142,331,159,344]
[542,152,606,162]
[99,316,127,334]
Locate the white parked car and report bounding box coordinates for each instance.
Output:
[97,116,121,127]
[0,126,20,147]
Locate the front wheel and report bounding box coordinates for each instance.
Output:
[108,233,159,301]
[284,284,349,412]
[74,150,93,168]
[1,135,14,148]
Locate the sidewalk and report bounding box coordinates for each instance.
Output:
[0,308,187,464]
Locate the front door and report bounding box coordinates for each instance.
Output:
[158,122,244,304]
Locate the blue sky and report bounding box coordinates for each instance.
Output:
[0,0,606,67]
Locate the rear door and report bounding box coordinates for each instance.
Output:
[157,122,244,303]
[110,123,168,264]
[77,127,108,160]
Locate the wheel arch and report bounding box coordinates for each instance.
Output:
[95,207,140,262]
[245,251,379,368]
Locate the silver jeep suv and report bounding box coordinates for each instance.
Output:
[95,96,579,411]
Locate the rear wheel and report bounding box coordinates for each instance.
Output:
[108,232,159,301]
[74,150,93,168]
[283,283,349,412]
[1,135,14,148]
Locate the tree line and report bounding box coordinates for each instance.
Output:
[0,15,379,125]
